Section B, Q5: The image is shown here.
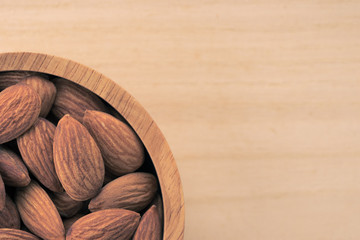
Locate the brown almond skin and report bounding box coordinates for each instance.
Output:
[21,75,56,117]
[0,228,40,240]
[53,115,104,201]
[0,71,34,90]
[63,214,85,234]
[17,118,63,192]
[0,146,30,187]
[67,209,140,240]
[0,174,5,210]
[0,83,41,144]
[150,193,164,227]
[51,78,108,122]
[16,181,65,240]
[133,205,162,240]
[0,195,20,229]
[89,172,157,212]
[83,110,145,176]
[51,191,83,218]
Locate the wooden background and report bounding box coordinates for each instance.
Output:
[1,1,360,239]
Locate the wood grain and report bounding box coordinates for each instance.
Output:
[0,1,359,239]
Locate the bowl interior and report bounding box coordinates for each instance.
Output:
[0,52,185,240]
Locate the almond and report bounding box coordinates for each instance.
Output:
[0,195,20,229]
[66,209,140,240]
[0,228,40,240]
[0,174,5,210]
[83,110,145,176]
[0,83,41,144]
[150,193,164,227]
[51,78,107,122]
[133,205,161,240]
[89,172,157,212]
[0,71,34,90]
[53,115,104,201]
[0,146,30,187]
[16,181,65,240]
[63,214,85,234]
[51,191,83,218]
[21,75,56,117]
[17,118,62,192]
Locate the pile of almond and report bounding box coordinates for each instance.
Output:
[0,72,162,240]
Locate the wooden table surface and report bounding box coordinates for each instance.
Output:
[1,1,360,239]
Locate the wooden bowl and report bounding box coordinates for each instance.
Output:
[0,52,185,240]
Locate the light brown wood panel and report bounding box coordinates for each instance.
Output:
[0,1,360,239]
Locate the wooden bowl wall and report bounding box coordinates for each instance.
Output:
[0,52,185,240]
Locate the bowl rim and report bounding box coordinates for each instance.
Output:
[0,52,185,240]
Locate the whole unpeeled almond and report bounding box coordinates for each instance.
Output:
[89,172,157,212]
[151,193,164,227]
[0,83,41,144]
[0,196,20,229]
[16,181,65,240]
[21,75,56,117]
[51,78,108,122]
[53,115,104,201]
[133,205,162,240]
[0,146,30,187]
[83,110,145,176]
[17,118,63,192]
[0,228,40,240]
[66,209,140,240]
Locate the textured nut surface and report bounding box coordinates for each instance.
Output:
[17,118,62,192]
[0,83,41,144]
[16,181,65,240]
[133,205,162,240]
[83,110,145,176]
[0,146,30,187]
[0,195,20,229]
[66,209,140,240]
[89,172,157,212]
[51,78,107,122]
[0,228,40,240]
[53,114,104,201]
[51,191,83,218]
[0,71,34,90]
[21,75,56,117]
[151,193,164,227]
